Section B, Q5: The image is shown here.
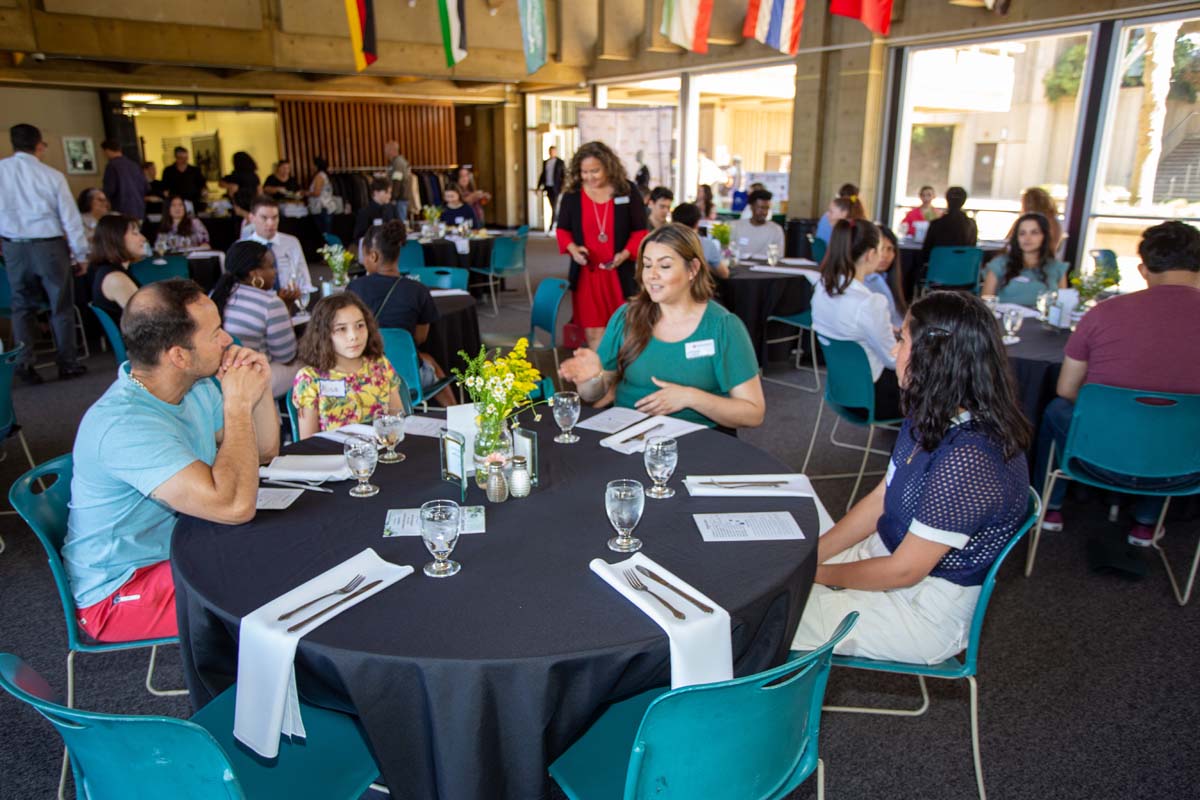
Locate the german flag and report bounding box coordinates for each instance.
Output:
[344,0,378,71]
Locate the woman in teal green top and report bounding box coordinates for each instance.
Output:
[558,223,765,429]
[982,212,1068,307]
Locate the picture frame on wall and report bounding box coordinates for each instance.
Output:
[62,137,96,175]
[191,133,222,183]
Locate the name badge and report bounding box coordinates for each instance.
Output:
[1014,275,1031,283]
[373,218,383,226]
[319,379,347,398]
[614,196,630,205]
[737,237,750,246]
[685,339,716,359]
[885,459,897,486]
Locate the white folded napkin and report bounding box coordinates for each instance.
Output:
[779,257,818,266]
[590,553,732,689]
[599,415,707,455]
[313,423,377,446]
[430,288,471,297]
[685,474,835,535]
[234,548,412,758]
[259,455,352,483]
[748,266,822,284]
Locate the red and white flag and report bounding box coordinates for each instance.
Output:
[743,0,805,57]
[661,0,714,54]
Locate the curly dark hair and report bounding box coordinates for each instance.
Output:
[297,292,384,373]
[901,291,1031,460]
[1000,213,1054,289]
[565,141,631,194]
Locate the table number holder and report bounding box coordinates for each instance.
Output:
[512,424,539,487]
[439,430,468,503]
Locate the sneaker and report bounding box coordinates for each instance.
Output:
[1128,524,1157,547]
[14,365,43,385]
[1041,510,1064,532]
[58,363,88,380]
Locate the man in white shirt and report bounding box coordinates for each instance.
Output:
[730,189,785,259]
[239,195,314,297]
[0,124,89,383]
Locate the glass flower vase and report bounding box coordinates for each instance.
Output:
[473,417,513,489]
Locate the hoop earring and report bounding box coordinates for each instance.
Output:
[251,275,265,289]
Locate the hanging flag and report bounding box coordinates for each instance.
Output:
[518,0,547,73]
[661,0,715,54]
[829,0,893,36]
[743,0,805,56]
[438,0,468,67]
[343,0,378,72]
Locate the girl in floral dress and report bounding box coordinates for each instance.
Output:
[292,293,404,439]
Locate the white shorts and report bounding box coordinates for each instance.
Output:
[790,533,979,665]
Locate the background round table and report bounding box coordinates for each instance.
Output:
[172,414,818,800]
[427,293,482,374]
[717,265,815,366]
[1004,321,1070,452]
[420,237,495,270]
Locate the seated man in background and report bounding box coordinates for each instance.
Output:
[647,186,674,230]
[671,201,729,279]
[241,194,313,304]
[64,279,280,642]
[730,189,784,258]
[1036,221,1200,546]
[353,177,397,241]
[920,185,977,273]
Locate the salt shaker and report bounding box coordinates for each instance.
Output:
[485,462,509,503]
[508,456,531,498]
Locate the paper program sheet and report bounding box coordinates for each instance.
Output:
[693,511,805,542]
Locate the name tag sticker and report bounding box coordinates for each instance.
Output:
[685,339,716,359]
[319,379,348,398]
[737,237,750,246]
[1014,276,1031,283]
[885,460,897,486]
[614,196,630,205]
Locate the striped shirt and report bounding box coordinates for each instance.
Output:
[222,283,296,363]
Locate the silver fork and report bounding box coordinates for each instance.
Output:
[277,574,366,621]
[623,569,685,620]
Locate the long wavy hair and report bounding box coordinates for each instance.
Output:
[821,218,879,296]
[615,224,715,383]
[297,293,385,373]
[565,141,630,195]
[901,291,1031,459]
[1001,213,1054,289]
[210,240,270,317]
[158,196,199,237]
[878,225,908,314]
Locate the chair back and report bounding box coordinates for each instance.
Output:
[1,344,28,439]
[488,237,522,275]
[0,653,245,799]
[528,376,555,402]
[1089,248,1118,274]
[816,336,878,421]
[961,488,1040,676]
[622,613,857,800]
[529,278,569,348]
[516,224,530,238]
[811,237,827,264]
[7,455,83,650]
[0,261,12,316]
[285,389,300,443]
[89,304,128,364]
[378,327,425,406]
[1063,384,1200,482]
[411,267,469,290]
[926,247,983,292]
[322,232,344,248]
[399,240,425,272]
[130,256,190,286]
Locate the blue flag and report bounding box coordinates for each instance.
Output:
[518,0,546,74]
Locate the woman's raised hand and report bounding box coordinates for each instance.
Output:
[558,347,602,384]
[567,243,590,266]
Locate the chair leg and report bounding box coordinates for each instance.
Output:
[762,326,821,392]
[144,644,188,697]
[824,674,931,716]
[1151,498,1198,606]
[846,425,875,513]
[801,395,824,474]
[0,533,4,553]
[1025,468,1060,577]
[828,416,895,457]
[816,757,825,800]
[73,306,90,361]
[60,650,76,800]
[968,675,987,800]
[488,276,499,317]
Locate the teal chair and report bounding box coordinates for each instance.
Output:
[812,488,1041,800]
[1089,248,1118,273]
[88,304,127,365]
[0,652,379,799]
[131,255,190,286]
[922,246,984,294]
[469,236,533,316]
[379,327,455,411]
[763,308,820,393]
[484,278,570,372]
[801,336,904,512]
[399,240,425,273]
[810,236,827,264]
[528,376,555,402]
[1025,385,1200,605]
[410,266,469,290]
[1,345,39,535]
[322,232,345,248]
[8,455,187,798]
[549,613,857,800]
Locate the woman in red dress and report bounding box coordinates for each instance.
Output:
[556,141,649,350]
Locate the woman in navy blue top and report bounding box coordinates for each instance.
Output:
[791,291,1032,664]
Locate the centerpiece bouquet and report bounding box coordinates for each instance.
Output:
[710,222,731,249]
[317,243,354,287]
[1070,258,1120,306]
[421,205,443,224]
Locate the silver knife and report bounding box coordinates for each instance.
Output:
[620,422,664,445]
[699,480,787,488]
[262,479,334,494]
[636,565,715,614]
[286,579,383,633]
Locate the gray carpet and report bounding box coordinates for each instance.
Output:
[1,234,1197,799]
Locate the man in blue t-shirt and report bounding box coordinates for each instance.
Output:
[65,279,280,643]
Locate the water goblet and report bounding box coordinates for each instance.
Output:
[982,294,999,317]
[766,243,780,266]
[1035,291,1053,322]
[643,436,678,499]
[420,499,462,577]
[374,413,406,463]
[552,391,581,444]
[605,479,645,553]
[344,439,379,497]
[1002,308,1024,345]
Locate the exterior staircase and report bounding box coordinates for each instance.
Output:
[1154,135,1200,202]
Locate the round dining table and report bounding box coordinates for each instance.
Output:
[426,292,482,374]
[420,236,496,271]
[717,263,815,366]
[172,414,819,800]
[1004,319,1071,450]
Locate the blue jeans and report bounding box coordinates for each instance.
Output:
[395,200,409,222]
[1036,397,1185,526]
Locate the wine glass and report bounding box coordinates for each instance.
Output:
[420,499,462,578]
[643,436,678,499]
[344,439,379,497]
[552,391,581,444]
[373,413,406,463]
[766,243,780,266]
[982,294,999,317]
[1035,291,1053,322]
[1002,308,1024,344]
[605,479,645,553]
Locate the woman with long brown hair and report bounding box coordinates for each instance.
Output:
[88,213,145,327]
[1017,186,1063,254]
[556,141,650,350]
[558,223,765,429]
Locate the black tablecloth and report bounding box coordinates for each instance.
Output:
[186,255,222,292]
[420,238,495,271]
[172,414,818,800]
[717,266,815,366]
[1005,322,1069,446]
[428,294,482,374]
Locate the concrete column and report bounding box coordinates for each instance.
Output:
[679,72,700,202]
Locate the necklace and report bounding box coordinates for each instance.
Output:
[589,193,610,244]
[128,370,149,392]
